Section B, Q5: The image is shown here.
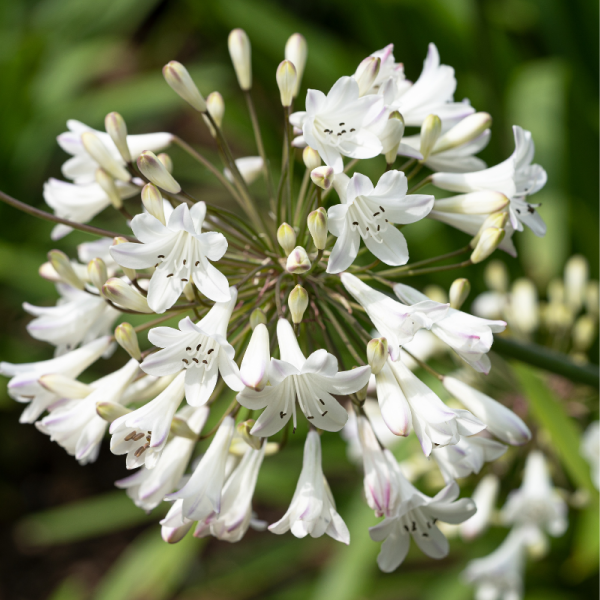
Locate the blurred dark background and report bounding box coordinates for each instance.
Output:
[0,1,597,599]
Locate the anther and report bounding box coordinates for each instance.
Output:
[196,344,201,350]
[167,273,174,277]
[373,212,380,216]
[192,358,199,363]
[195,261,200,266]
[181,278,188,282]
[186,347,191,351]
[202,359,208,364]
[280,411,286,419]
[158,255,165,258]
[183,259,186,265]
[319,399,325,405]
[182,358,189,364]
[307,416,314,419]
[133,432,145,441]
[207,349,214,354]
[379,206,385,212]
[339,122,345,126]
[134,445,146,457]
[322,411,328,416]
[124,431,137,441]
[350,128,355,132]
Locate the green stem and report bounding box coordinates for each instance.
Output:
[378,245,471,277]
[408,174,433,194]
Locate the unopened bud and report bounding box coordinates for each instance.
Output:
[182,281,195,302]
[354,56,380,96]
[95,168,122,209]
[434,112,492,154]
[105,111,132,163]
[355,374,369,402]
[302,146,321,171]
[509,278,539,335]
[237,420,263,450]
[381,111,405,164]
[162,61,207,112]
[573,314,596,352]
[203,92,225,136]
[48,250,85,290]
[307,207,328,250]
[39,374,91,399]
[419,114,442,160]
[81,132,130,182]
[433,192,509,215]
[311,166,334,190]
[157,153,173,173]
[228,29,252,90]
[471,212,509,248]
[286,247,311,274]
[449,278,471,309]
[250,308,267,329]
[565,255,588,313]
[424,284,448,304]
[288,285,309,324]
[285,33,307,97]
[276,60,297,107]
[585,281,599,318]
[96,401,131,422]
[111,237,137,281]
[137,150,181,194]
[88,258,108,290]
[170,415,197,440]
[484,260,509,293]
[102,278,153,313]
[114,322,142,361]
[367,337,388,375]
[141,183,166,225]
[470,228,505,264]
[277,222,296,255]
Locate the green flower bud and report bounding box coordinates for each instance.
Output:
[284,33,307,97]
[102,278,153,313]
[105,111,132,163]
[96,401,131,422]
[286,247,311,274]
[449,278,471,310]
[157,153,173,173]
[95,168,122,209]
[288,285,309,324]
[111,237,137,281]
[237,419,263,450]
[355,56,380,96]
[250,308,267,329]
[434,112,492,155]
[141,183,166,225]
[367,337,388,375]
[419,114,442,160]
[81,131,130,182]
[276,60,297,107]
[307,207,328,250]
[277,222,296,255]
[471,228,505,264]
[114,322,142,361]
[170,415,198,440]
[87,258,108,291]
[137,150,181,194]
[302,146,321,171]
[310,166,334,190]
[228,29,252,91]
[48,249,85,290]
[162,61,207,112]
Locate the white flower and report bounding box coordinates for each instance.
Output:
[110,202,230,312]
[161,499,194,543]
[354,44,409,96]
[23,283,118,356]
[36,359,139,465]
[326,171,434,273]
[109,371,186,469]
[369,464,476,572]
[461,474,500,540]
[237,319,371,436]
[224,156,264,185]
[290,76,387,172]
[501,451,568,537]
[581,421,600,490]
[239,323,270,391]
[77,237,118,269]
[431,126,547,236]
[141,288,242,406]
[0,336,112,423]
[269,430,350,543]
[116,406,209,510]
[341,273,450,361]
[394,283,506,373]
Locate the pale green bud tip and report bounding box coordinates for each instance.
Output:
[276,60,297,107]
[310,166,334,190]
[434,112,492,155]
[302,146,321,171]
[157,153,173,173]
[471,228,505,264]
[137,150,181,194]
[141,183,166,225]
[95,168,122,209]
[367,337,388,375]
[206,92,225,128]
[419,114,442,160]
[162,61,207,112]
[286,247,311,274]
[288,285,309,324]
[105,111,132,163]
[96,401,131,422]
[81,131,131,182]
[277,222,297,255]
[449,278,471,310]
[471,211,509,248]
[48,250,85,290]
[87,258,108,291]
[250,308,267,329]
[228,29,252,90]
[102,278,153,313]
[237,420,262,450]
[355,372,369,402]
[115,322,142,361]
[484,260,509,293]
[307,207,328,250]
[433,192,509,215]
[355,56,380,96]
[285,33,307,97]
[170,416,197,440]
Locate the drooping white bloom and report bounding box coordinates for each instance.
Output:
[0,336,112,423]
[581,421,600,490]
[36,359,139,465]
[370,463,476,572]
[501,451,568,537]
[141,288,242,406]
[326,171,434,273]
[224,156,264,185]
[461,474,500,540]
[110,202,230,312]
[289,77,387,172]
[237,319,371,436]
[269,430,350,543]
[109,371,186,469]
[116,406,209,510]
[24,283,118,356]
[431,126,547,236]
[394,283,506,373]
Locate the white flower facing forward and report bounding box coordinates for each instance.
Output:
[326,171,434,273]
[0,336,112,423]
[270,430,350,543]
[370,463,476,572]
[141,288,243,405]
[36,359,139,465]
[290,76,386,172]
[110,202,230,313]
[501,451,568,538]
[237,319,371,437]
[431,126,548,236]
[116,406,209,510]
[110,371,186,469]
[341,273,449,361]
[394,283,506,374]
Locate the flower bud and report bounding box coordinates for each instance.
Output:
[434,112,492,154]
[81,131,131,182]
[203,91,225,136]
[277,222,296,255]
[240,323,270,391]
[419,114,442,160]
[484,260,509,293]
[250,308,267,329]
[381,111,405,164]
[565,255,588,313]
[114,322,142,361]
[162,61,207,112]
[39,374,92,399]
[471,211,509,248]
[276,60,297,107]
[285,33,307,97]
[105,111,132,163]
[470,228,505,264]
[354,56,380,96]
[111,237,137,281]
[310,166,334,190]
[157,152,173,173]
[96,401,131,422]
[137,150,181,194]
[170,415,197,440]
[141,183,166,225]
[88,258,108,291]
[424,284,448,304]
[48,249,85,290]
[286,247,311,274]
[586,281,599,318]
[355,375,369,402]
[433,192,509,215]
[228,29,252,91]
[449,278,471,310]
[237,420,263,450]
[307,207,328,250]
[367,337,388,375]
[95,168,122,209]
[302,146,321,171]
[573,314,596,352]
[508,278,539,335]
[288,285,309,324]
[102,278,153,313]
[182,281,195,302]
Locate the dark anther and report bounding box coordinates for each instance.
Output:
[516,208,521,214]
[322,411,328,416]
[307,416,314,419]
[352,221,359,226]
[379,206,385,212]
[202,359,208,364]
[280,411,286,418]
[339,122,345,126]
[195,261,200,266]
[158,255,165,258]
[196,344,201,351]
[350,128,356,132]
[373,212,380,217]
[186,347,191,351]
[527,205,535,214]
[319,399,325,405]
[207,349,214,354]
[167,273,174,277]
[183,260,186,265]
[337,132,342,136]
[181,278,188,282]
[412,521,416,531]
[134,445,147,457]
[124,431,137,441]
[422,533,429,537]
[366,227,369,231]
[182,358,189,364]
[133,432,145,441]
[404,525,409,532]
[192,358,199,363]
[341,130,346,134]
[377,225,380,231]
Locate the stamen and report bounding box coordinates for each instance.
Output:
[196,344,201,350]
[133,432,145,441]
[182,358,189,364]
[167,273,174,277]
[195,261,200,266]
[207,349,214,354]
[158,255,165,258]
[124,431,137,441]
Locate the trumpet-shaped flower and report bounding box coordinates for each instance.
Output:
[110,202,230,312]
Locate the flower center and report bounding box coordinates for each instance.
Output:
[348,196,389,242]
[315,118,357,144]
[181,335,219,370]
[399,509,438,539]
[123,429,152,457]
[157,232,201,284]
